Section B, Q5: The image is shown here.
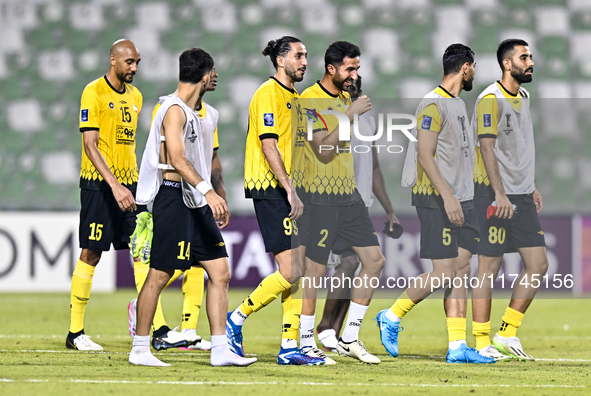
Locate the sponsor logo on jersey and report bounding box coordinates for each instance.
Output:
[116,126,135,144]
[120,100,127,104]
[81,109,89,122]
[483,113,492,127]
[421,115,432,130]
[216,242,225,247]
[263,113,274,126]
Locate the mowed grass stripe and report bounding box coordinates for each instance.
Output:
[0,378,587,388]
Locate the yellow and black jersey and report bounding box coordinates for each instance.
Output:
[299,81,359,205]
[79,76,142,190]
[244,77,304,200]
[198,105,220,151]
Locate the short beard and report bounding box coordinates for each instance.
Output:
[332,75,348,91]
[463,77,473,92]
[116,70,133,83]
[285,63,303,82]
[511,67,533,84]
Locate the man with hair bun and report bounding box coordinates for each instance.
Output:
[226,37,327,365]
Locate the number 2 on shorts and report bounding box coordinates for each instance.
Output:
[318,229,329,247]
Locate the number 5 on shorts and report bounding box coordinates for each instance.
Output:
[442,228,451,246]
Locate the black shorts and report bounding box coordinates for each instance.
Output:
[253,197,300,253]
[416,203,480,260]
[151,184,228,271]
[474,194,546,256]
[304,199,379,264]
[79,188,140,251]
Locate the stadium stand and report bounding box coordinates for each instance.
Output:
[0,0,589,213]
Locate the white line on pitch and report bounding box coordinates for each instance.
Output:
[2,349,591,362]
[0,378,587,388]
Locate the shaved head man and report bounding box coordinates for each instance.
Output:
[109,39,141,86]
[66,39,144,351]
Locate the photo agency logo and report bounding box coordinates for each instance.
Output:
[304,109,418,154]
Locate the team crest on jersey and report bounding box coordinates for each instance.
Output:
[457,115,466,133]
[503,114,512,135]
[133,104,138,113]
[421,116,432,130]
[81,109,89,122]
[483,114,492,127]
[109,102,114,109]
[458,115,470,158]
[188,120,197,143]
[287,102,292,109]
[263,113,274,126]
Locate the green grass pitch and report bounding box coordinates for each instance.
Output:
[1,289,590,395]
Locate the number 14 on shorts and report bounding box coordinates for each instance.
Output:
[177,241,191,260]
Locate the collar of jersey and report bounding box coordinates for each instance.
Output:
[496,81,520,98]
[196,101,207,118]
[316,80,340,98]
[103,75,126,94]
[435,85,455,98]
[270,76,295,94]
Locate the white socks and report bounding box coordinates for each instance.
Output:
[318,329,338,350]
[281,338,298,350]
[129,335,170,367]
[449,339,466,350]
[210,335,257,367]
[341,302,369,343]
[229,307,248,326]
[299,315,317,349]
[385,308,402,324]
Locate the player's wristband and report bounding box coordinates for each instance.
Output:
[196,181,213,196]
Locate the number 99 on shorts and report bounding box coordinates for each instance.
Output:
[283,218,298,236]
